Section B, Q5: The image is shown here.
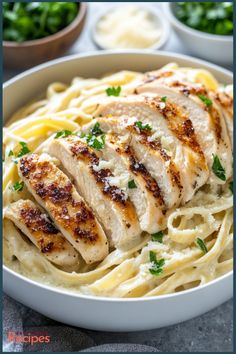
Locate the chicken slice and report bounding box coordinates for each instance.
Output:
[213,91,233,145]
[49,136,141,250]
[18,153,108,264]
[5,199,79,267]
[79,126,166,233]
[84,118,183,209]
[94,95,209,202]
[136,74,232,184]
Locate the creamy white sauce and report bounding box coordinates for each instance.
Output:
[95,6,162,49]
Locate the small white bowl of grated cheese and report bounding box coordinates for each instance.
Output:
[91,5,170,51]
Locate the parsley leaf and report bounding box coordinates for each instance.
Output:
[161,96,167,102]
[17,142,30,158]
[54,130,73,139]
[106,86,121,97]
[198,95,213,107]
[128,180,137,189]
[86,134,105,151]
[3,2,78,43]
[149,251,165,276]
[151,231,164,243]
[135,121,152,131]
[229,181,233,194]
[212,154,226,181]
[11,181,24,192]
[196,238,208,254]
[8,150,14,157]
[90,122,103,136]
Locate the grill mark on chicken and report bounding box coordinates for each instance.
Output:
[5,199,79,266]
[20,207,58,235]
[19,154,103,247]
[19,206,66,255]
[127,125,183,194]
[70,139,128,205]
[123,146,165,206]
[144,97,205,161]
[214,92,233,111]
[146,77,223,144]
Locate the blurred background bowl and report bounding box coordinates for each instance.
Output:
[3,2,87,70]
[163,2,233,65]
[91,5,170,51]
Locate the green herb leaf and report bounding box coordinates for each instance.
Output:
[54,130,73,139]
[161,96,167,102]
[3,2,78,42]
[229,181,233,194]
[8,150,14,157]
[11,181,24,192]
[86,134,105,151]
[212,154,226,181]
[151,231,164,243]
[17,142,30,157]
[174,2,233,36]
[106,86,121,97]
[198,95,213,107]
[135,121,152,131]
[196,238,208,254]
[90,122,103,136]
[128,180,137,189]
[149,251,165,276]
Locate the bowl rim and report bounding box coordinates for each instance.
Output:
[163,2,233,42]
[3,49,233,303]
[3,264,233,302]
[91,4,170,50]
[3,2,87,48]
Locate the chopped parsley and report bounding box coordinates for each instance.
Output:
[11,142,30,163]
[212,154,226,181]
[151,231,164,243]
[90,122,103,136]
[196,238,208,254]
[174,2,233,36]
[86,134,105,151]
[17,142,30,157]
[128,180,137,189]
[161,96,167,102]
[135,121,152,131]
[106,86,121,97]
[149,251,165,276]
[54,130,73,139]
[229,181,233,194]
[198,95,213,107]
[11,181,24,192]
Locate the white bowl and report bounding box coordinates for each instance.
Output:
[3,51,233,331]
[91,5,170,50]
[163,3,233,65]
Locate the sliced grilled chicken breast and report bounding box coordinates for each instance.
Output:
[213,91,233,145]
[79,127,166,233]
[18,153,108,264]
[5,199,79,267]
[49,136,141,250]
[84,118,183,209]
[136,75,232,184]
[94,95,209,202]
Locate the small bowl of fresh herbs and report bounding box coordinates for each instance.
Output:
[3,2,87,69]
[163,2,233,65]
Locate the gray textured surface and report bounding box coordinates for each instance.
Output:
[3,2,233,352]
[3,295,233,352]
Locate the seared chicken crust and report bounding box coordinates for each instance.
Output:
[5,199,79,266]
[18,153,108,264]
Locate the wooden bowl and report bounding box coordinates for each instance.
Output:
[3,2,87,70]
